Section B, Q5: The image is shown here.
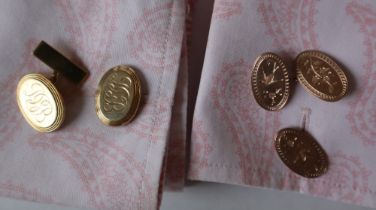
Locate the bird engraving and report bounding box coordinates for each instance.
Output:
[260,60,284,104]
[261,61,281,86]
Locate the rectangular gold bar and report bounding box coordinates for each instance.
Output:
[33,41,87,84]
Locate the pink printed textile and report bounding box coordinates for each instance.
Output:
[189,0,376,208]
[1,0,376,209]
[0,0,186,209]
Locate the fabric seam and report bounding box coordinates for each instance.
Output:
[139,1,175,209]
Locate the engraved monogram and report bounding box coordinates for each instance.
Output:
[102,73,132,113]
[23,82,53,123]
[96,65,141,125]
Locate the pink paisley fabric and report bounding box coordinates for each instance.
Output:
[0,0,186,209]
[189,0,376,208]
[2,0,376,209]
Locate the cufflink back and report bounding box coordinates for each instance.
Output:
[17,73,64,132]
[17,41,87,132]
[95,65,141,126]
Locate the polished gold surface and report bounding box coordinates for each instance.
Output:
[96,65,141,126]
[296,50,348,101]
[16,74,64,132]
[275,128,328,178]
[251,53,291,111]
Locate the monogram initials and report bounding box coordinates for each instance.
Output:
[103,73,133,113]
[23,82,53,123]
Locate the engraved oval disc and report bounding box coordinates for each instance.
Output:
[16,73,64,132]
[251,53,291,111]
[96,65,141,126]
[275,128,329,178]
[296,50,348,101]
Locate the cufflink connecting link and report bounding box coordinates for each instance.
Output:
[16,41,88,132]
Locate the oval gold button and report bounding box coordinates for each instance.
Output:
[251,53,291,111]
[95,65,141,126]
[16,73,64,132]
[296,50,348,101]
[275,128,329,178]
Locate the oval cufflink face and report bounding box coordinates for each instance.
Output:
[251,53,291,111]
[96,65,141,126]
[275,128,329,178]
[296,50,348,101]
[17,74,64,132]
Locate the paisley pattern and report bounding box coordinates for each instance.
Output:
[346,1,376,146]
[0,73,23,149]
[258,0,319,56]
[3,0,376,209]
[0,1,186,209]
[0,40,41,150]
[128,2,185,72]
[0,181,55,204]
[304,152,372,205]
[211,59,280,184]
[125,96,172,141]
[54,0,118,90]
[28,128,153,210]
[191,0,376,208]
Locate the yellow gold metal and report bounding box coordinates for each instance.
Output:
[296,50,348,101]
[251,52,291,111]
[275,128,329,178]
[17,73,64,132]
[16,41,88,132]
[95,65,141,126]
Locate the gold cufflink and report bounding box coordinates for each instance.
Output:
[274,109,329,178]
[275,127,329,178]
[251,52,292,111]
[296,50,349,102]
[16,41,87,132]
[95,65,141,126]
[251,50,350,111]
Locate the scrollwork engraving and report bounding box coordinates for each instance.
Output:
[102,73,133,113]
[23,83,52,123]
